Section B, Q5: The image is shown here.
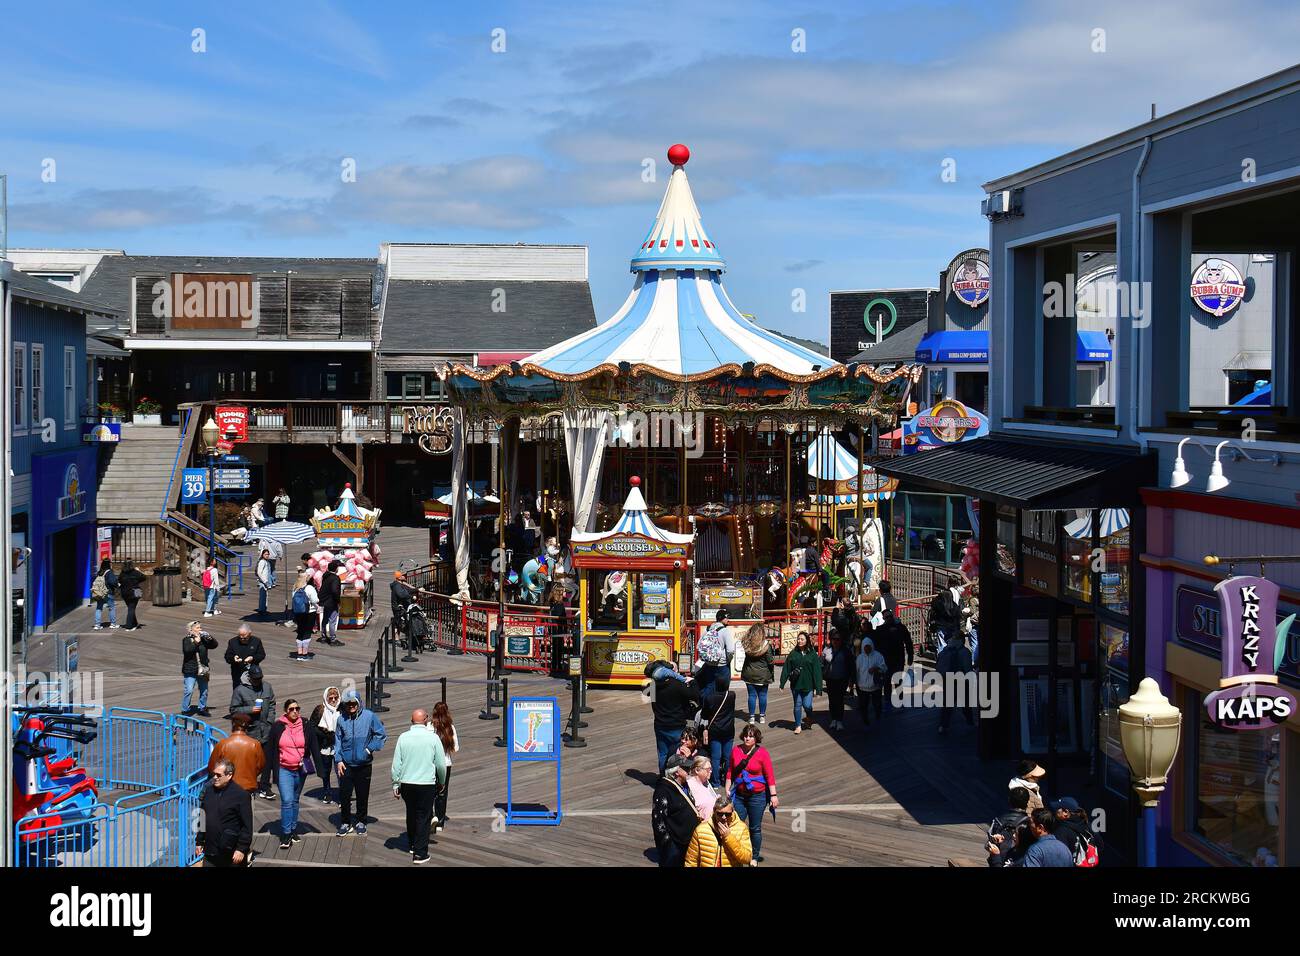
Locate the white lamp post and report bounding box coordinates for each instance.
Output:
[1118,677,1182,867]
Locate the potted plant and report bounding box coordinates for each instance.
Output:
[98,401,124,423]
[133,396,162,426]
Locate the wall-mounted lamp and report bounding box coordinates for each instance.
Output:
[1205,440,1231,493]
[1171,436,1287,494]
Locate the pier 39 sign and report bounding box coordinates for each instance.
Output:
[1202,576,1297,730]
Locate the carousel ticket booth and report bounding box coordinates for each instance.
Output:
[310,484,381,629]
[573,477,695,686]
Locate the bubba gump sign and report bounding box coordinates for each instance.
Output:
[1204,576,1297,730]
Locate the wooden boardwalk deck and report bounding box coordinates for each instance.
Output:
[43,525,1010,867]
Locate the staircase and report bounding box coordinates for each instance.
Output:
[96,425,184,522]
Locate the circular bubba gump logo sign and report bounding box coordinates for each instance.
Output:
[1190,258,1246,317]
[950,257,990,308]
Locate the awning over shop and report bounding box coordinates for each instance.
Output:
[872,436,1155,509]
[914,329,1113,364]
[915,330,988,363]
[1076,330,1113,362]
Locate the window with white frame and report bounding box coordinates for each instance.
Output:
[64,346,76,427]
[12,343,26,433]
[30,344,44,428]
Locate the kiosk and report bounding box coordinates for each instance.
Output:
[572,477,694,687]
[311,484,382,629]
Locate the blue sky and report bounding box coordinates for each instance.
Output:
[4,0,1299,344]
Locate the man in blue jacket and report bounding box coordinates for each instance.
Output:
[334,689,387,836]
[1014,809,1075,867]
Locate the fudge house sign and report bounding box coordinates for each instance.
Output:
[1204,576,1296,730]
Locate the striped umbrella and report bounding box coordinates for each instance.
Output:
[245,520,317,544]
[1064,508,1130,539]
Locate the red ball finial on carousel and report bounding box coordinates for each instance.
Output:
[629,475,641,487]
[345,483,352,489]
[667,144,690,167]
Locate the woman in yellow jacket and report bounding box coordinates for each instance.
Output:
[684,797,753,867]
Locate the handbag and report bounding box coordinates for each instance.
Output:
[699,693,728,747]
[301,752,316,776]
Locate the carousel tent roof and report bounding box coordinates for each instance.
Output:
[571,478,694,546]
[807,428,895,504]
[523,145,837,380]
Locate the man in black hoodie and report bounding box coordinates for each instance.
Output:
[646,661,701,774]
[1049,796,1094,864]
[872,614,914,711]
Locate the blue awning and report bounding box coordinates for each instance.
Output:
[1076,330,1113,362]
[915,330,988,363]
[1231,382,1272,406]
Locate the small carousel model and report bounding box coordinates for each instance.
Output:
[310,483,382,629]
[572,477,694,687]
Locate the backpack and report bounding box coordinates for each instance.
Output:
[697,625,726,665]
[91,574,109,600]
[1073,825,1100,867]
[291,588,309,615]
[202,567,214,589]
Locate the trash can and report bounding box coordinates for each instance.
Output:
[152,567,183,607]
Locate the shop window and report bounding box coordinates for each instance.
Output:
[1098,625,1131,798]
[953,371,987,413]
[1099,519,1130,615]
[631,572,672,632]
[1062,509,1093,603]
[1185,694,1283,866]
[905,493,946,563]
[946,498,973,565]
[589,570,629,631]
[995,505,1016,577]
[1074,250,1117,408]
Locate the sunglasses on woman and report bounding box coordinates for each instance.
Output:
[287,706,301,713]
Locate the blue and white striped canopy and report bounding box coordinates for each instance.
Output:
[524,149,835,379]
[807,428,895,504]
[245,520,316,544]
[570,483,694,546]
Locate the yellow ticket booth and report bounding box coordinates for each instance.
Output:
[572,477,694,686]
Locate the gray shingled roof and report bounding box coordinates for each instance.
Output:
[77,254,378,316]
[1,261,119,316]
[763,328,828,357]
[850,320,926,365]
[379,279,596,353]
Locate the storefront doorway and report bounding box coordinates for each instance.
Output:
[50,528,80,619]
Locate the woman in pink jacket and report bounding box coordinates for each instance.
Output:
[268,698,316,850]
[725,725,779,866]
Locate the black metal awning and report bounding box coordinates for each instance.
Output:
[872,436,1155,509]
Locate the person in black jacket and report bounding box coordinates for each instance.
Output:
[872,614,914,711]
[651,755,698,867]
[319,561,344,646]
[830,596,861,650]
[1049,796,1093,863]
[986,786,1032,867]
[647,661,701,774]
[699,675,736,788]
[92,558,120,630]
[198,758,253,866]
[181,621,219,716]
[547,585,570,678]
[224,625,266,689]
[118,559,147,631]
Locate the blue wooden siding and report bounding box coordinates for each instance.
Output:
[10,299,89,478]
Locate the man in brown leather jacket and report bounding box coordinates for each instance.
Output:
[208,713,266,792]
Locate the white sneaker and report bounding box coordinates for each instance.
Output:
[109,624,121,630]
[758,715,766,725]
[203,612,213,617]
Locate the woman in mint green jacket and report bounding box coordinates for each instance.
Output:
[779,632,823,735]
[391,709,448,863]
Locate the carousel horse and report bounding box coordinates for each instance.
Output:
[841,524,872,603]
[519,538,561,604]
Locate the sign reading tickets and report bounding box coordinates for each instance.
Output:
[1204,576,1296,730]
[585,636,675,684]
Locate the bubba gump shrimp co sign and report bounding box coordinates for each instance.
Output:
[1204,576,1297,730]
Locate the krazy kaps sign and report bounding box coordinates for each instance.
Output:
[1204,576,1297,730]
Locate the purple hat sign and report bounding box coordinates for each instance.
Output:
[1204,576,1296,730]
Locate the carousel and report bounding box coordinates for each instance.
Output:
[435,144,918,670]
[309,484,382,629]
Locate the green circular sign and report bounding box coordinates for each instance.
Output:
[863,298,898,338]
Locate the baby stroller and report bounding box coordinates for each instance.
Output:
[396,601,432,654]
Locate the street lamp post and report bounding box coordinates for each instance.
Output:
[1118,677,1183,868]
[200,416,220,560]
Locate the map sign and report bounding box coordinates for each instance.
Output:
[510,699,556,756]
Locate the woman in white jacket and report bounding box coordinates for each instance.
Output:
[855,637,888,726]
